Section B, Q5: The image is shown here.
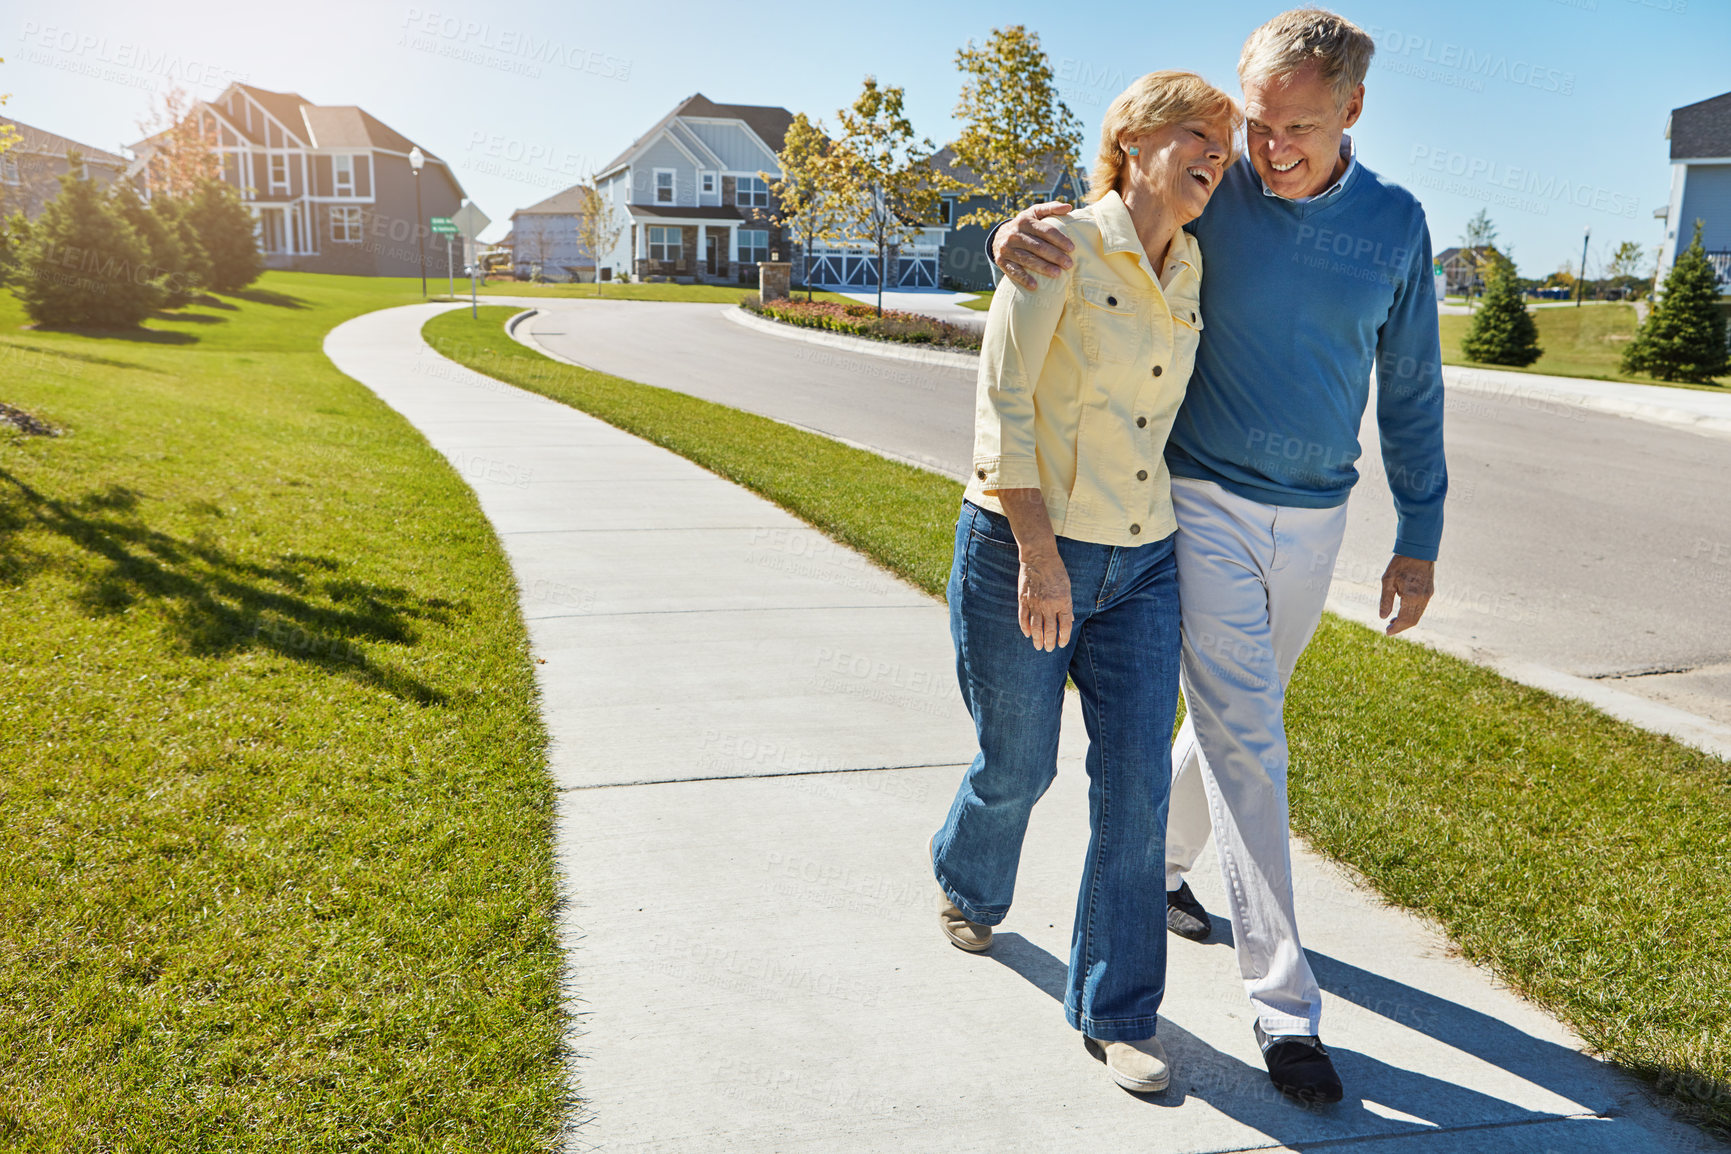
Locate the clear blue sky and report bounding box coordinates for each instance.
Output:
[8,0,1726,273]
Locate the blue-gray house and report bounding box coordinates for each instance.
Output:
[1659,90,1731,290]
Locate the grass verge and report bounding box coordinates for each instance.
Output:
[1441,302,1731,390]
[1,275,569,1151]
[427,304,1731,1140]
[957,290,993,312]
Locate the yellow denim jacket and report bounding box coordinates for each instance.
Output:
[964,190,1202,547]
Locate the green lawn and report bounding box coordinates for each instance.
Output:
[1442,302,1731,390]
[0,276,569,1151]
[450,281,853,305]
[957,290,993,312]
[427,305,1731,1141]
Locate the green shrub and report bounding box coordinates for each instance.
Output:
[1623,223,1730,385]
[12,163,163,328]
[1460,255,1542,367]
[189,178,264,293]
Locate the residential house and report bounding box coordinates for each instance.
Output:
[1658,90,1731,290]
[928,148,1085,291]
[129,83,469,277]
[0,119,131,217]
[1434,245,1498,297]
[509,183,596,282]
[593,93,793,285]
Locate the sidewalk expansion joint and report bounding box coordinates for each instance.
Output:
[558,761,969,791]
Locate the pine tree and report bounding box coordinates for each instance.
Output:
[1460,253,1542,367]
[111,181,200,307]
[13,163,163,328]
[1623,222,1729,384]
[155,195,213,297]
[190,178,264,293]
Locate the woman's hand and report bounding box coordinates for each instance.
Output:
[1018,548,1073,652]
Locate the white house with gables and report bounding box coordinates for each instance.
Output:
[129,82,467,277]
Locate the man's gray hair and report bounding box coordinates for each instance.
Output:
[1238,8,1375,107]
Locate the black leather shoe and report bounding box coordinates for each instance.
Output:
[1255,1022,1343,1105]
[1166,882,1211,941]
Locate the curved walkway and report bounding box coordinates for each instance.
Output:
[323,303,1718,1153]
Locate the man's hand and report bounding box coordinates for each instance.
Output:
[992,201,1077,291]
[1018,549,1074,652]
[1379,555,1436,635]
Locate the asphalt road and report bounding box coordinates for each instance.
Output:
[523,300,1731,726]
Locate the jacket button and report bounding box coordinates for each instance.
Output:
[1137,469,1148,481]
[1106,295,1117,306]
[1152,365,1163,377]
[1129,523,1141,535]
[976,469,987,480]
[1136,416,1147,428]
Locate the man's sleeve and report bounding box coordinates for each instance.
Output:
[973,259,1067,493]
[1374,218,1448,561]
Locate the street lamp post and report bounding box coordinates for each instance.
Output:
[410,146,426,299]
[1576,225,1590,308]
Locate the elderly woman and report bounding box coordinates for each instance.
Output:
[930,70,1239,1093]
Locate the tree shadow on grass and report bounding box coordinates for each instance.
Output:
[0,340,162,373]
[0,469,459,705]
[23,324,198,346]
[225,287,309,310]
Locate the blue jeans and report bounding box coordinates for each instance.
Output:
[932,501,1180,1041]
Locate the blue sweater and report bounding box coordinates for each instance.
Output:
[1171,155,1447,560]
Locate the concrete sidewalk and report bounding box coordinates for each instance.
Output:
[324,304,1720,1153]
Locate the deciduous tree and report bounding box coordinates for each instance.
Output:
[769,113,844,301]
[828,77,956,316]
[136,84,221,199]
[574,178,624,292]
[951,25,1084,229]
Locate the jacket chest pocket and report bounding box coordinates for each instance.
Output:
[1076,280,1148,366]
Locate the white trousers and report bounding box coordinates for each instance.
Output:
[1164,477,1349,1036]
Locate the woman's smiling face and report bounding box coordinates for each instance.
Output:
[1242,61,1364,199]
[1120,118,1232,224]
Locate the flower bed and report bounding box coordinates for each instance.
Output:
[743,296,981,352]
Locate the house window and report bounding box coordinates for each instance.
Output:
[701,172,716,195]
[269,153,288,193]
[739,229,769,265]
[330,206,362,244]
[333,155,354,197]
[736,175,768,209]
[648,226,682,262]
[654,169,675,204]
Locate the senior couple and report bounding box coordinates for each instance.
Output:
[929,8,1447,1102]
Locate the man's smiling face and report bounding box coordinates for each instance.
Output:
[1241,61,1364,199]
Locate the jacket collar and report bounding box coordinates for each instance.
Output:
[1091,188,1202,283]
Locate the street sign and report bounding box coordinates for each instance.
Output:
[451,202,491,240]
[430,216,458,235]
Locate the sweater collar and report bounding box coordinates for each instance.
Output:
[1257,134,1358,202]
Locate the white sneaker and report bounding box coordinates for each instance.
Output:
[1085,1035,1171,1093]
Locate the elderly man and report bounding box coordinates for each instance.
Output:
[991,8,1446,1105]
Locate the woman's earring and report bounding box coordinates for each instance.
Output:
[1126,146,1139,155]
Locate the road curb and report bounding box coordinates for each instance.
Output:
[722,304,982,371]
[1444,365,1731,442]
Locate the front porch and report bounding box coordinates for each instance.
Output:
[627,206,771,286]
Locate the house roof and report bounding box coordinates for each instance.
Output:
[236,83,314,144]
[598,92,794,177]
[515,184,598,215]
[928,145,1076,196]
[131,83,452,168]
[1434,245,1497,264]
[0,118,128,167]
[1668,91,1731,160]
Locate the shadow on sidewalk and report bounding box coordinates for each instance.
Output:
[987,931,1595,1146]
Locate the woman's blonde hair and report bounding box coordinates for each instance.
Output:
[1087,70,1242,203]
